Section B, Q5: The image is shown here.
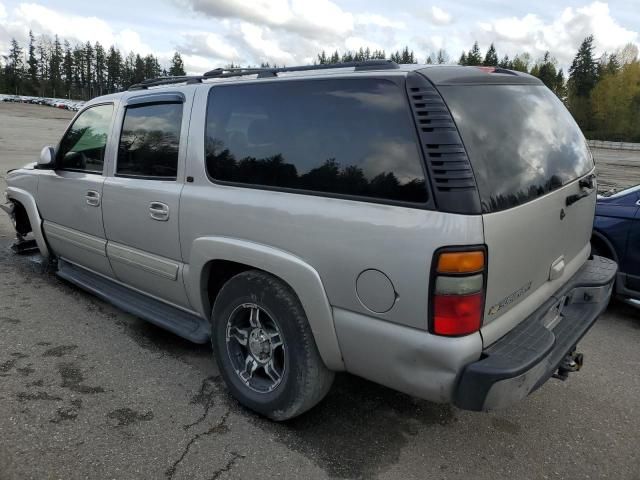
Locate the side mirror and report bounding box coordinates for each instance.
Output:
[38,146,56,168]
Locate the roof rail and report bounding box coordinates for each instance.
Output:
[203,59,399,78]
[129,59,399,90]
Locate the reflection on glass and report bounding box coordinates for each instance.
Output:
[117,103,182,179]
[440,85,593,212]
[58,104,113,173]
[205,79,428,203]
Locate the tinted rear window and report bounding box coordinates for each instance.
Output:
[205,79,428,204]
[440,85,593,212]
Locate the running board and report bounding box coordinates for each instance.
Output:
[57,259,210,343]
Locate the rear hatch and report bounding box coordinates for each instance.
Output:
[439,83,596,346]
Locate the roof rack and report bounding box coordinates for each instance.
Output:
[128,59,399,90]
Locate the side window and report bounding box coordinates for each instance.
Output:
[205,79,428,203]
[116,103,183,180]
[57,104,113,173]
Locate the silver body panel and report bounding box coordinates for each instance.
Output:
[2,67,601,406]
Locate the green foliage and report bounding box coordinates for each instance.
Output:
[483,44,498,66]
[466,41,482,66]
[169,52,186,76]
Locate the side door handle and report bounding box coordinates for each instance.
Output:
[85,190,101,207]
[149,201,170,221]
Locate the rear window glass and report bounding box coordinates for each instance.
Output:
[205,79,428,204]
[440,85,593,213]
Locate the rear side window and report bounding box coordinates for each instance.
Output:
[117,103,183,179]
[57,104,113,173]
[440,85,593,212]
[205,79,428,203]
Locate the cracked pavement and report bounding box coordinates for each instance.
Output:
[0,103,639,480]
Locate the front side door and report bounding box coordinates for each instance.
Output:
[38,103,115,276]
[102,94,192,309]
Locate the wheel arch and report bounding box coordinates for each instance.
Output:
[5,186,50,258]
[186,237,344,371]
[591,229,619,264]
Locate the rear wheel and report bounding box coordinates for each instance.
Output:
[211,270,334,420]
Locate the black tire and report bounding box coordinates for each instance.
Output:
[211,270,334,420]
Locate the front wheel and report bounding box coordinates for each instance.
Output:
[211,270,334,420]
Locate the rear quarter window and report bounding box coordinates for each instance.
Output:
[440,85,593,213]
[205,78,428,204]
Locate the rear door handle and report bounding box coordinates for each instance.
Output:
[149,201,170,221]
[85,190,101,207]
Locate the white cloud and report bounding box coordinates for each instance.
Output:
[429,6,453,25]
[476,1,639,66]
[0,3,154,55]
[355,13,405,30]
[186,0,354,38]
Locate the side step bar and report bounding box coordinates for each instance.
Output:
[57,259,211,343]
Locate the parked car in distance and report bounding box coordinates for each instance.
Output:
[1,61,617,420]
[592,185,640,306]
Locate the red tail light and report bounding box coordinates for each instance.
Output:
[431,248,486,337]
[433,292,483,336]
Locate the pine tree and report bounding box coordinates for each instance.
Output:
[511,53,530,72]
[568,35,599,98]
[436,49,448,64]
[49,35,63,98]
[169,52,186,76]
[498,54,511,69]
[62,41,73,98]
[26,31,38,94]
[94,42,106,95]
[106,46,122,92]
[317,51,328,64]
[458,51,467,65]
[6,39,24,94]
[466,42,482,66]
[483,43,498,66]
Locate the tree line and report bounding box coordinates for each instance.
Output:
[0,31,186,99]
[2,32,639,141]
[319,37,639,141]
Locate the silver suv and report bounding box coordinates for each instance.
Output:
[2,61,617,420]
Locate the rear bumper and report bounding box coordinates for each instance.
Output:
[455,255,617,411]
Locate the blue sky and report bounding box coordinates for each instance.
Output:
[0,0,638,73]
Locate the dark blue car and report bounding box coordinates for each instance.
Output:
[592,185,640,304]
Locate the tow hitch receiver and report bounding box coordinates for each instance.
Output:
[553,350,584,381]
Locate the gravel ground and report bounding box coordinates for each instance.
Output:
[0,102,639,480]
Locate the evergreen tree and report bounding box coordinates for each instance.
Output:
[62,41,73,97]
[436,49,448,64]
[458,51,467,65]
[106,46,122,92]
[568,35,599,98]
[466,41,482,66]
[49,35,63,98]
[169,52,186,76]
[483,43,498,66]
[511,53,530,72]
[6,39,24,94]
[94,42,106,95]
[26,31,38,93]
[498,54,511,69]
[317,50,328,65]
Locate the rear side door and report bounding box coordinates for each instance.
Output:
[101,92,193,309]
[38,103,115,277]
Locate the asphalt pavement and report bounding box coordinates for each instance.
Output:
[0,102,639,480]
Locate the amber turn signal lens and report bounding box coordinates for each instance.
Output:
[437,251,485,274]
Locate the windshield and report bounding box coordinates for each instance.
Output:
[439,85,593,213]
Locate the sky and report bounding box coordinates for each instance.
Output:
[0,0,638,74]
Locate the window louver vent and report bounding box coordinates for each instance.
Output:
[406,72,481,214]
